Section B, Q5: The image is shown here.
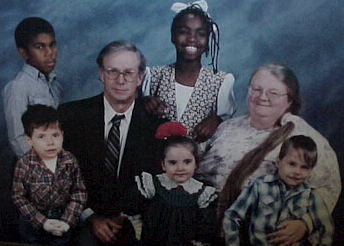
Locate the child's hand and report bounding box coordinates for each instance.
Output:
[43,219,61,234]
[43,219,70,236]
[52,220,70,236]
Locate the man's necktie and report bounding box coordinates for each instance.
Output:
[104,114,125,175]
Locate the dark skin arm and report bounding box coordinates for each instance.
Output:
[143,95,222,142]
[142,96,167,118]
[191,112,222,142]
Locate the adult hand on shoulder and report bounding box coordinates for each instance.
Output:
[267,219,308,245]
[192,113,222,142]
[142,96,167,117]
[88,214,122,244]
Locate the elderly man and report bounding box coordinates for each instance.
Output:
[59,40,164,245]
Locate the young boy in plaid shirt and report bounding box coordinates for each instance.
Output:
[223,135,334,246]
[12,104,87,245]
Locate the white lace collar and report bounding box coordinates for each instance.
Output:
[157,173,203,194]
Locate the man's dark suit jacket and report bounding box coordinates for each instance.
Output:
[58,94,163,216]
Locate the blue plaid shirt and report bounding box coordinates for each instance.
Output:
[223,174,333,246]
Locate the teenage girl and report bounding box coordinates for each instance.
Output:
[135,121,217,246]
[141,0,235,142]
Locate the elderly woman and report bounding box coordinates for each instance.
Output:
[196,63,341,245]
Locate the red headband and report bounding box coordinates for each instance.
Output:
[155,121,187,140]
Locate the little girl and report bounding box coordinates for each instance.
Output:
[135,121,217,246]
[141,0,235,142]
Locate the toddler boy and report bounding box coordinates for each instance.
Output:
[223,135,334,246]
[12,104,87,245]
[2,17,62,157]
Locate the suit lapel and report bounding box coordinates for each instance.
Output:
[122,101,142,164]
[84,95,105,171]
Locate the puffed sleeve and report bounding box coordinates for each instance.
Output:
[197,186,217,208]
[135,172,156,199]
[141,67,152,97]
[216,73,235,120]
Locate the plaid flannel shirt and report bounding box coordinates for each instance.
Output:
[223,175,334,246]
[12,148,87,228]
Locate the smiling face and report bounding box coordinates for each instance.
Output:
[162,144,197,184]
[171,13,208,62]
[26,122,63,161]
[276,146,312,188]
[248,69,291,128]
[19,33,57,76]
[99,50,143,112]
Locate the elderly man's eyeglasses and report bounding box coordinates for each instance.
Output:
[102,68,138,82]
[248,86,288,101]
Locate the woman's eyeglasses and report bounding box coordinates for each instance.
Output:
[248,86,288,101]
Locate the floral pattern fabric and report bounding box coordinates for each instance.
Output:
[144,65,234,133]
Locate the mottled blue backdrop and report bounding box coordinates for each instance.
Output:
[1,0,343,240]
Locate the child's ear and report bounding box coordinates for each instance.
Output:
[161,161,166,172]
[17,47,29,61]
[275,158,281,168]
[25,135,33,147]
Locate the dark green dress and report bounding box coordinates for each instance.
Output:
[136,172,217,246]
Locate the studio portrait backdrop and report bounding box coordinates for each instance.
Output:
[1,0,343,243]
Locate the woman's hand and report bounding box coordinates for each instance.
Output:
[267,220,308,245]
[142,96,167,117]
[192,113,222,142]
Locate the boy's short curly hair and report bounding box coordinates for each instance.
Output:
[15,17,55,49]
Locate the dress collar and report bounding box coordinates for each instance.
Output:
[157,173,203,194]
